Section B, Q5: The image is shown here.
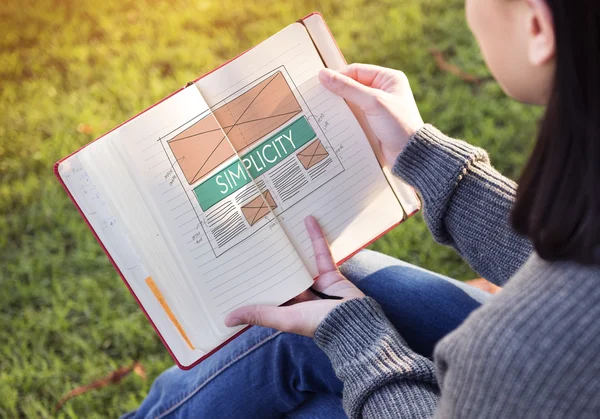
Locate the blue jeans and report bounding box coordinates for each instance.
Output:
[124,250,489,418]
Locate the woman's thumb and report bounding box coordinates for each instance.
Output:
[319,68,377,108]
[225,305,281,329]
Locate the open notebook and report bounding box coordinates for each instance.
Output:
[54,13,420,369]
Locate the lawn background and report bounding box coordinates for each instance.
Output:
[0,0,540,417]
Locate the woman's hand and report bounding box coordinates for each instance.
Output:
[224,216,365,337]
[319,64,424,167]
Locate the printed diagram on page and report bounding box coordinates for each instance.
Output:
[159,67,345,257]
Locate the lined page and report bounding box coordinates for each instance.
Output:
[303,13,421,216]
[273,76,403,275]
[195,23,404,277]
[114,86,313,339]
[58,152,204,366]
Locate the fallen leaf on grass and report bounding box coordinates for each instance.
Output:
[55,360,146,412]
[430,49,482,85]
[77,123,94,134]
[133,362,147,380]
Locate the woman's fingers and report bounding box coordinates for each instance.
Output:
[224,304,315,336]
[224,300,344,337]
[318,68,378,109]
[305,216,348,293]
[333,63,410,96]
[223,217,363,336]
[338,63,394,88]
[338,63,380,85]
[305,216,337,275]
[225,305,283,328]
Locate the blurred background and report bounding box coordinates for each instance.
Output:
[0,0,540,417]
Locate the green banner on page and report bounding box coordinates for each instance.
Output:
[193,117,316,211]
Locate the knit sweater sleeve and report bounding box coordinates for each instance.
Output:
[314,297,440,418]
[393,125,533,286]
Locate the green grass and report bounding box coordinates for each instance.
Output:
[0,0,540,417]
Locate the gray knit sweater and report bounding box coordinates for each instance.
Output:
[313,125,600,418]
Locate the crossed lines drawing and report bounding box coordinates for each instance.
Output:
[168,71,303,185]
[240,190,278,226]
[296,139,329,170]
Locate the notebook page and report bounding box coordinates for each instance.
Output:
[81,135,213,348]
[194,23,405,277]
[303,13,421,216]
[57,151,204,367]
[113,86,313,339]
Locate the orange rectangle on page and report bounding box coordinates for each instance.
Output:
[145,276,195,350]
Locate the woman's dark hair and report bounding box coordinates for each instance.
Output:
[511,0,599,265]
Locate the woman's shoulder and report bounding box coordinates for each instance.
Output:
[434,254,600,416]
[440,253,600,355]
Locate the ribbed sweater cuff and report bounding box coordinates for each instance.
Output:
[314,297,404,360]
[392,124,490,202]
[314,297,431,372]
[314,297,438,416]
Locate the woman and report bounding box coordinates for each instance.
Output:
[128,0,599,417]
